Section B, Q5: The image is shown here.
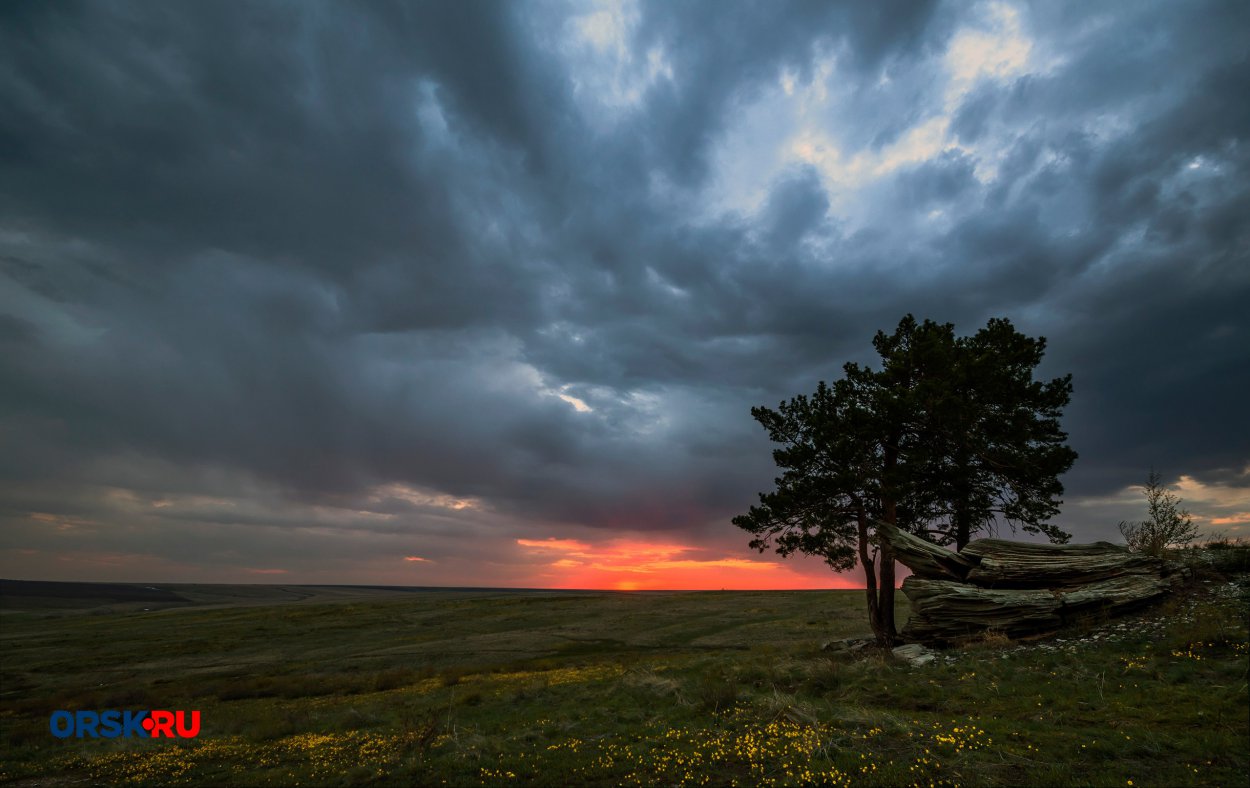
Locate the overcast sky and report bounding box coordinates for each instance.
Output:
[2,0,1247,589]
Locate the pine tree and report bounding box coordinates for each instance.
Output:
[734,315,1077,645]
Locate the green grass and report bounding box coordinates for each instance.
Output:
[1,580,1246,787]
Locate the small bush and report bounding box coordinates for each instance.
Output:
[1119,470,1199,556]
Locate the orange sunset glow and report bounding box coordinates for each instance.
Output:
[516,537,859,591]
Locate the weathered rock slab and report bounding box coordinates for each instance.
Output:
[899,577,1062,642]
[875,521,1187,645]
[1053,572,1183,614]
[899,569,1184,644]
[962,538,1170,587]
[873,524,977,581]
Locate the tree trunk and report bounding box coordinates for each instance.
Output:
[878,548,897,645]
[856,507,900,647]
[876,494,899,646]
[954,446,971,550]
[955,508,971,552]
[857,512,889,646]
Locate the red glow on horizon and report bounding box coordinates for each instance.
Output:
[516,537,860,591]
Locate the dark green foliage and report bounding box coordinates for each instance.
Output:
[734,315,1077,642]
[921,318,1078,548]
[733,378,868,572]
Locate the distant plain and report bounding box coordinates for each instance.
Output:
[1,575,1246,786]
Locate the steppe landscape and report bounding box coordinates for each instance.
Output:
[2,566,1246,787]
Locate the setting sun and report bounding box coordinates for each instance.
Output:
[516,537,857,591]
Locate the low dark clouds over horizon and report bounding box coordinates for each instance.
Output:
[2,0,1248,587]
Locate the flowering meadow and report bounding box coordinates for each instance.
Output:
[2,574,1246,786]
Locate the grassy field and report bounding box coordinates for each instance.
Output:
[1,570,1246,787]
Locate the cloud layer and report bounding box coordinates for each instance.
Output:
[2,0,1247,586]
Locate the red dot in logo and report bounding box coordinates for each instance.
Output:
[142,717,155,731]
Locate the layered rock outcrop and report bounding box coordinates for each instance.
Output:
[875,522,1188,644]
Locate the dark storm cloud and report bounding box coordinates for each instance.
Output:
[2,0,1248,582]
[0,1,572,262]
[893,150,979,209]
[930,3,1250,495]
[621,0,945,182]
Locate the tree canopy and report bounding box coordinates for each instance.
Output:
[734,315,1077,644]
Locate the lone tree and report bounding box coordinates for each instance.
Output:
[734,315,1077,645]
[1119,470,1198,556]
